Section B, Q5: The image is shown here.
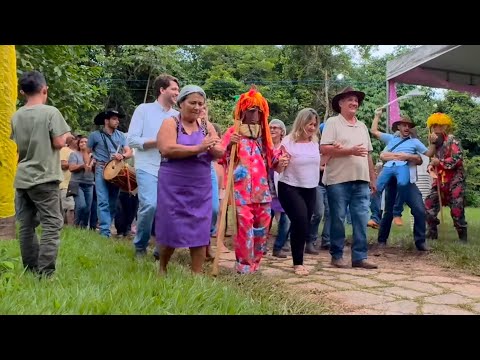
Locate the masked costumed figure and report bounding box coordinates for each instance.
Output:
[425,112,467,242]
[221,86,285,273]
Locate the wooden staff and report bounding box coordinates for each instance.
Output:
[436,172,445,223]
[212,120,241,276]
[432,166,446,241]
[430,127,445,239]
[229,178,237,235]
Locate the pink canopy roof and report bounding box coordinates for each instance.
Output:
[386,45,480,126]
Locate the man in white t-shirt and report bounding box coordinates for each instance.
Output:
[320,87,377,269]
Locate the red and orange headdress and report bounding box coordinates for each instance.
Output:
[234,86,274,163]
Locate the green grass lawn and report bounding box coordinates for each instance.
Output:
[1,207,477,314]
[361,207,480,275]
[0,227,330,315]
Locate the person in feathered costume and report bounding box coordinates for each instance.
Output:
[221,86,289,273]
[425,112,467,242]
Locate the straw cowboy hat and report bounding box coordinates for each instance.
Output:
[331,86,366,114]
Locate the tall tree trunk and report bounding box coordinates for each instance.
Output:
[0,45,18,240]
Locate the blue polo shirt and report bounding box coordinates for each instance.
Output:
[380,133,428,167]
[88,130,127,162]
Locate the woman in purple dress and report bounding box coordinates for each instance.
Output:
[156,85,224,274]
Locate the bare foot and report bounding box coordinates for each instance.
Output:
[293,265,309,276]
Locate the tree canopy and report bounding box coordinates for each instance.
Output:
[14,45,480,205]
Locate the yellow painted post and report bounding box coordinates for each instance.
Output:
[0,45,18,239]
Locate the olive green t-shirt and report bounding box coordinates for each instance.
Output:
[12,104,71,189]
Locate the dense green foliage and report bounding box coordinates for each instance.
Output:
[15,45,480,204]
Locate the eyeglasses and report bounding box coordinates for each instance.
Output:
[270,126,281,130]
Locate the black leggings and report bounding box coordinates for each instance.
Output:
[278,182,316,265]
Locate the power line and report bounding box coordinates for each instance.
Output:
[95,78,401,86]
[104,84,420,93]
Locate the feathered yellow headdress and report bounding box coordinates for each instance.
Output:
[426,112,453,128]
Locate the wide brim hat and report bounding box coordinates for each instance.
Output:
[331,86,366,114]
[392,116,416,132]
[94,109,125,125]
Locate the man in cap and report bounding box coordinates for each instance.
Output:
[127,74,180,257]
[87,109,132,237]
[320,86,378,269]
[221,86,289,274]
[425,112,467,242]
[370,109,436,227]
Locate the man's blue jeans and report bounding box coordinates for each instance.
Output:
[273,211,290,251]
[377,165,409,218]
[378,178,426,246]
[309,185,330,246]
[327,181,370,262]
[370,190,382,224]
[133,169,158,251]
[95,164,120,237]
[89,187,98,230]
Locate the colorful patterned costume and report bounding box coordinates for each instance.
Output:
[424,113,467,241]
[221,88,278,273]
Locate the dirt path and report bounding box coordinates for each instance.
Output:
[217,245,480,315]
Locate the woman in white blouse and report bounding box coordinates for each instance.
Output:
[278,108,320,276]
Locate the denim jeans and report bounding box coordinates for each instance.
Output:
[393,192,404,218]
[309,185,330,246]
[73,183,94,228]
[211,164,219,236]
[95,164,120,237]
[133,169,158,251]
[377,165,409,218]
[370,190,382,224]
[89,186,98,230]
[378,178,426,246]
[327,181,370,262]
[273,211,291,251]
[319,186,331,244]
